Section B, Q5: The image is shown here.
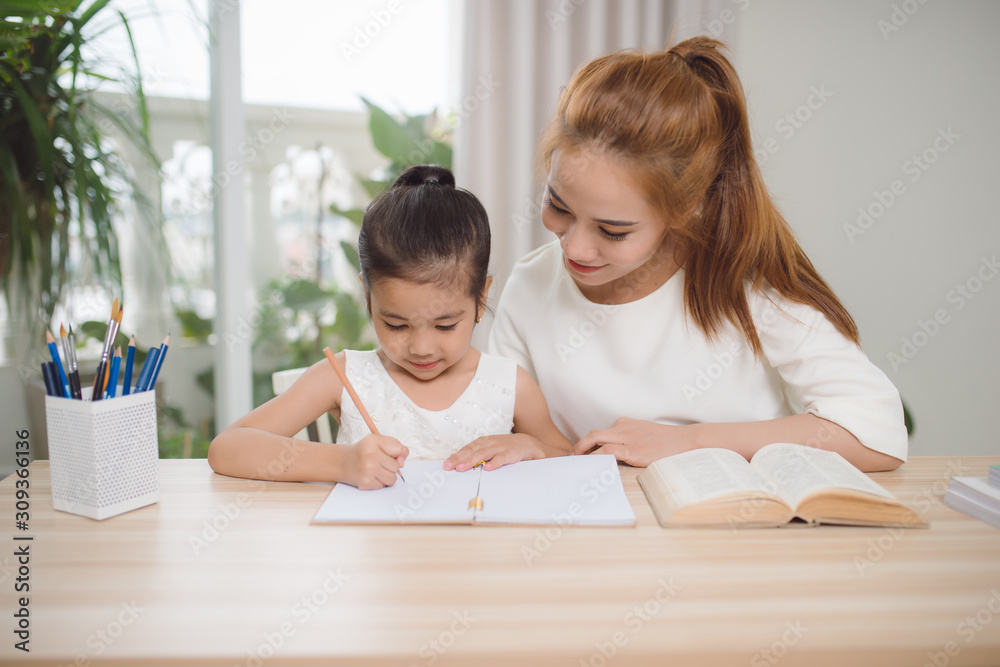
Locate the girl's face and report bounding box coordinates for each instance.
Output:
[542,149,675,303]
[366,276,488,381]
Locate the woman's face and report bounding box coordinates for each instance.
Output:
[541,148,675,303]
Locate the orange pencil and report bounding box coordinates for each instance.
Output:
[322,347,405,482]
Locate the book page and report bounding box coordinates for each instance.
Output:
[948,477,1000,506]
[645,448,776,506]
[750,442,893,510]
[311,460,480,524]
[473,455,635,526]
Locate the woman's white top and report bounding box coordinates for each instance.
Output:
[488,241,907,461]
[335,349,517,459]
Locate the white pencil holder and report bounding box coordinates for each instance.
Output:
[45,389,160,520]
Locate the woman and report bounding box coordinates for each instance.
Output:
[450,36,906,473]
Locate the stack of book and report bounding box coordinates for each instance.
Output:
[944,465,1000,529]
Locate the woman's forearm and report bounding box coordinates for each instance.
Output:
[687,413,903,472]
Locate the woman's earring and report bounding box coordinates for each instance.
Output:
[475,315,482,324]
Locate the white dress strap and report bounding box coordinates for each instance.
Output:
[335,350,517,459]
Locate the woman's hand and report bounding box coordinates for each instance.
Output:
[444,434,547,472]
[341,434,409,489]
[571,418,697,467]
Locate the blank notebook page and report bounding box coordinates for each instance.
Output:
[475,455,636,526]
[312,460,479,524]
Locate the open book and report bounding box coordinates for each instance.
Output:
[312,455,636,526]
[637,442,925,528]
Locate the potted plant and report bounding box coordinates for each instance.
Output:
[0,0,160,360]
[1,1,163,460]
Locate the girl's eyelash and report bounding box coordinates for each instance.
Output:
[383,322,458,331]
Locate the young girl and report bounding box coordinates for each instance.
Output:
[449,36,907,473]
[208,165,571,488]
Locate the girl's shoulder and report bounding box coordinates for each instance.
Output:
[471,349,519,393]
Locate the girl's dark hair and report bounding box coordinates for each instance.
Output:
[358,164,491,311]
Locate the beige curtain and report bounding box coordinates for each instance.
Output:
[454,0,720,339]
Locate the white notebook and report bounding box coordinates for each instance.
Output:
[311,455,636,526]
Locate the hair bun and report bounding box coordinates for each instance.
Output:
[393,164,456,189]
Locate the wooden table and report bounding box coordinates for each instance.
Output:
[2,456,999,666]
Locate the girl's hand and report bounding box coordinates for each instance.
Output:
[444,434,546,472]
[342,434,409,489]
[571,418,696,467]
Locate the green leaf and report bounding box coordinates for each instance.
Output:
[79,320,109,343]
[362,96,425,163]
[405,112,430,135]
[281,279,335,312]
[359,177,388,198]
[0,1,69,16]
[331,291,368,349]
[902,399,915,436]
[195,367,214,398]
[425,141,453,168]
[6,73,54,184]
[175,309,213,340]
[78,319,132,352]
[339,240,361,275]
[329,204,363,227]
[114,8,150,139]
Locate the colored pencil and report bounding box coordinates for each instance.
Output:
[322,347,405,482]
[122,336,136,395]
[64,324,82,399]
[41,362,59,397]
[105,347,122,399]
[146,334,170,391]
[45,330,71,398]
[134,346,159,393]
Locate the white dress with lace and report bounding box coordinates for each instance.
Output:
[334,349,517,459]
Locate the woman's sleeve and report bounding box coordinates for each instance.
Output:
[754,287,908,461]
[487,273,537,381]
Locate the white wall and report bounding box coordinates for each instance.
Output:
[722,1,999,455]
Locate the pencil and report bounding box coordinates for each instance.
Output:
[105,347,122,398]
[122,336,136,395]
[147,334,169,391]
[109,306,123,384]
[64,324,82,399]
[45,330,71,398]
[41,362,59,397]
[149,334,170,389]
[101,349,112,395]
[134,346,159,393]
[322,347,405,483]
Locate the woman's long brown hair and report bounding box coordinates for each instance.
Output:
[538,36,858,356]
